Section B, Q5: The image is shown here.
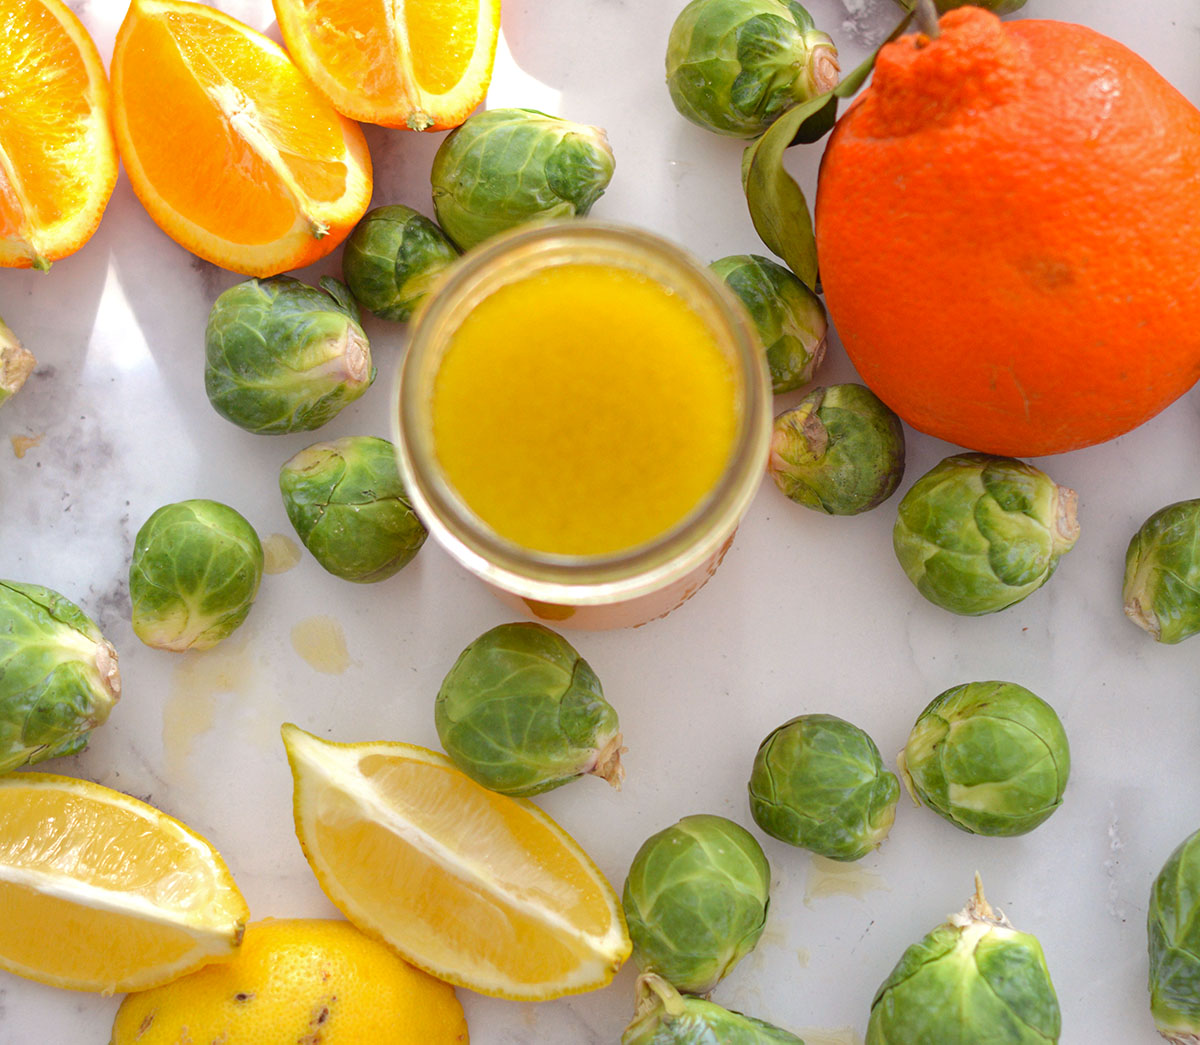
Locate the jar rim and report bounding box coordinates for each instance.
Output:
[392,219,772,605]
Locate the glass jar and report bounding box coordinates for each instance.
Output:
[393,221,771,629]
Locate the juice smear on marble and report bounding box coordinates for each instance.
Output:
[431,262,737,556]
[291,615,351,673]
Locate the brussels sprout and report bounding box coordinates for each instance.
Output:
[710,254,826,393]
[205,276,374,434]
[1148,827,1200,1041]
[0,581,120,774]
[623,973,805,1045]
[666,0,839,138]
[893,453,1079,615]
[897,681,1069,837]
[430,108,615,250]
[129,500,264,652]
[623,814,770,995]
[279,436,427,584]
[0,316,35,407]
[867,877,1060,1045]
[769,384,906,515]
[435,622,622,796]
[894,0,1025,13]
[748,713,900,861]
[341,205,460,322]
[1123,499,1200,644]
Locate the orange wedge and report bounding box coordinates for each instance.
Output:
[0,773,249,994]
[111,0,373,277]
[282,723,631,1000]
[0,0,118,269]
[273,0,501,131]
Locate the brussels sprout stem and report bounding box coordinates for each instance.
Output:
[1053,486,1080,552]
[812,44,841,94]
[590,732,626,789]
[95,640,122,701]
[950,874,1012,932]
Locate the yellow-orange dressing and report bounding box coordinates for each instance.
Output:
[431,263,737,556]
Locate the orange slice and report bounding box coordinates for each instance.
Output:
[273,0,501,131]
[111,0,373,277]
[282,723,631,1000]
[0,773,249,994]
[0,0,117,269]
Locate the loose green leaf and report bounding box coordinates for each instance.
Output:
[741,11,913,288]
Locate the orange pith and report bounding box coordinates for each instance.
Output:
[273,0,501,131]
[814,8,1200,457]
[112,0,372,276]
[0,0,117,268]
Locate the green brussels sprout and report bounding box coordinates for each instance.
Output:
[279,436,427,584]
[623,813,771,995]
[769,384,906,515]
[0,316,35,407]
[894,0,1025,13]
[1148,827,1200,1041]
[748,713,900,861]
[666,0,839,139]
[893,453,1079,615]
[1123,499,1200,644]
[129,499,264,652]
[204,275,374,434]
[709,254,827,393]
[867,877,1060,1045]
[622,973,805,1045]
[430,108,615,251]
[341,205,460,322]
[434,622,622,796]
[897,681,1070,837]
[0,581,120,774]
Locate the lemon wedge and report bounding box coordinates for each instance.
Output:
[0,773,248,993]
[282,722,631,1000]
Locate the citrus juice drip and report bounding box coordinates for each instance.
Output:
[431,262,738,556]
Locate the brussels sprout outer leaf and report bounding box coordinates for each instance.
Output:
[129,500,264,652]
[710,254,827,393]
[0,580,120,773]
[342,205,460,322]
[1149,828,1200,1041]
[435,622,622,796]
[769,384,906,515]
[279,436,427,583]
[1123,500,1200,644]
[893,454,1079,616]
[867,880,1060,1044]
[748,713,900,860]
[622,973,806,1044]
[898,681,1070,837]
[623,814,771,994]
[0,316,35,407]
[204,276,374,435]
[431,109,615,251]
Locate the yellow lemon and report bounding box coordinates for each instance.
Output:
[110,918,469,1044]
[282,723,631,1001]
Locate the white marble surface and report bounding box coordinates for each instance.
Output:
[3,0,1199,1042]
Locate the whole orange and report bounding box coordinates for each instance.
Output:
[814,8,1200,457]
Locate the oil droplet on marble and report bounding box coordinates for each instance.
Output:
[804,854,889,904]
[292,616,351,674]
[163,643,254,778]
[262,533,302,574]
[796,947,810,967]
[797,1027,863,1045]
[11,433,42,458]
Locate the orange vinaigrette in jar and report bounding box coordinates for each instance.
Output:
[395,222,771,629]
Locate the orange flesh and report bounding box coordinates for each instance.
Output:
[0,0,100,236]
[405,0,479,94]
[118,7,353,243]
[431,263,738,556]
